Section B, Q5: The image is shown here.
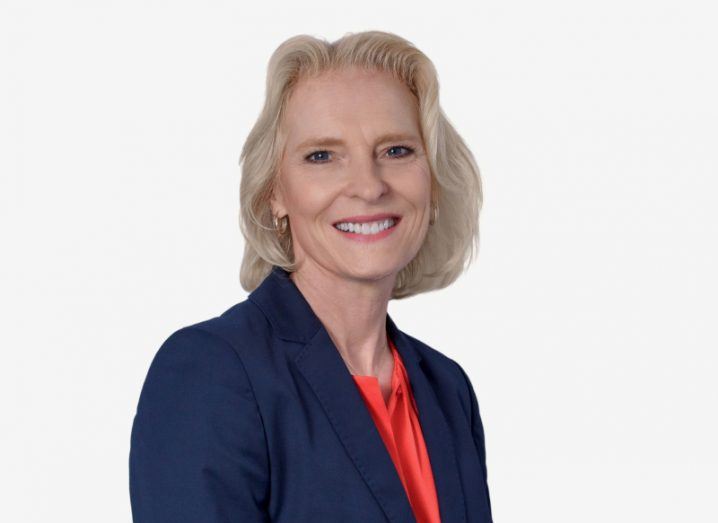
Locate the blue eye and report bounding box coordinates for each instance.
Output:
[305,150,331,163]
[387,145,414,158]
[305,145,415,164]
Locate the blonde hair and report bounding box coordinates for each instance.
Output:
[238,31,482,299]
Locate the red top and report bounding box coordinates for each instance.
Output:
[351,338,441,523]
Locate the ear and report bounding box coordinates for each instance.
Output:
[269,182,288,218]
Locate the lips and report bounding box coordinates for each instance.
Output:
[332,216,400,242]
[332,213,401,225]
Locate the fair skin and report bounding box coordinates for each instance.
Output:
[270,66,433,402]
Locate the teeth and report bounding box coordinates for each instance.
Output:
[334,218,396,235]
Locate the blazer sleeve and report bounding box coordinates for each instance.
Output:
[455,362,493,520]
[129,326,270,522]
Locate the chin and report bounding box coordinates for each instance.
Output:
[340,262,400,283]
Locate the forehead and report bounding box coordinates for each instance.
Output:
[282,67,421,143]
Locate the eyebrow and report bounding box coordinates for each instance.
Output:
[294,132,421,151]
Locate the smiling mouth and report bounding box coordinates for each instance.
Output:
[333,217,400,235]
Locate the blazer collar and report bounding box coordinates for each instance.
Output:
[247,266,420,364]
[248,266,466,523]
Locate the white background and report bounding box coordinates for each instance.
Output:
[2,1,716,521]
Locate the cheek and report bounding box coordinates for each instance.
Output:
[283,173,336,220]
[395,164,432,206]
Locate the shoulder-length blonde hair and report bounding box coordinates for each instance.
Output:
[239,30,482,299]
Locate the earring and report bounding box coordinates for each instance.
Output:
[429,204,439,226]
[272,214,288,234]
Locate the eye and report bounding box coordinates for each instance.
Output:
[387,145,415,158]
[305,150,332,163]
[304,145,415,163]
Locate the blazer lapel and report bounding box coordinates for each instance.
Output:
[248,266,466,523]
[388,317,468,523]
[295,326,417,523]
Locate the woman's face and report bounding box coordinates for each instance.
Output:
[271,66,432,285]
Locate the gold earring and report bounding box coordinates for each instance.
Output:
[272,214,288,234]
[429,204,439,226]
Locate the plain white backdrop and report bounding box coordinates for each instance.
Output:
[2,1,716,521]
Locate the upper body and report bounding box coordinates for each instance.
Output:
[130,30,492,522]
[130,266,493,522]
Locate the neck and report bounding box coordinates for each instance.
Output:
[289,260,395,376]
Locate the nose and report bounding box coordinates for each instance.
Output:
[344,157,389,202]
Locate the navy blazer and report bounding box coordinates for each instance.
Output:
[130,266,493,522]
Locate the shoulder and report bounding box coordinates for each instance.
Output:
[133,299,279,443]
[186,298,273,354]
[140,299,274,399]
[400,329,466,378]
[399,329,478,414]
[154,298,272,365]
[130,302,272,518]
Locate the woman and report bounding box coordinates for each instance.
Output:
[130,31,492,523]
